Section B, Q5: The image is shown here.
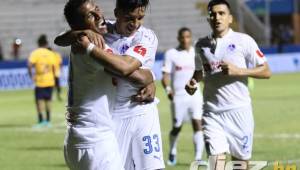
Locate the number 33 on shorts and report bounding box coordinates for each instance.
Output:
[143,134,160,154]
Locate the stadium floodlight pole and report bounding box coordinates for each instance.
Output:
[264,0,271,46]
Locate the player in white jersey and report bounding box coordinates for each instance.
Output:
[56,0,165,170]
[55,0,157,169]
[185,0,271,169]
[161,27,205,166]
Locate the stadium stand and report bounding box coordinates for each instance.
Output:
[0,0,211,59]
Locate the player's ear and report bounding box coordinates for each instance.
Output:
[229,14,233,24]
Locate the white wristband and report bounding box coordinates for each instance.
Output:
[87,43,95,55]
[165,86,172,94]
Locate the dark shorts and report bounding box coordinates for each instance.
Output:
[35,87,53,101]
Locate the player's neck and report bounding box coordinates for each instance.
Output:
[214,28,230,38]
[178,45,191,51]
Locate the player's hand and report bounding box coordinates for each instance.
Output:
[71,35,90,54]
[219,61,241,76]
[167,92,173,101]
[82,30,105,50]
[132,82,156,104]
[185,78,197,95]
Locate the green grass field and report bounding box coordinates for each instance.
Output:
[0,73,300,170]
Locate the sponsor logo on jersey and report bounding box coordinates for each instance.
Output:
[133,45,147,57]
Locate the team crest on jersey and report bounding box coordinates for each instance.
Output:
[120,44,129,54]
[228,44,236,51]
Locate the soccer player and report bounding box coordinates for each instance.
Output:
[162,27,205,166]
[57,0,156,169]
[56,0,165,169]
[48,47,63,101]
[28,35,55,128]
[185,0,271,169]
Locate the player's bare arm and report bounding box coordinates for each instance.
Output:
[220,61,271,79]
[54,30,105,49]
[27,63,35,81]
[105,68,153,87]
[161,72,173,100]
[132,82,156,103]
[185,70,203,95]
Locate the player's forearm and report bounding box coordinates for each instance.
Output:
[54,31,78,47]
[161,73,171,89]
[90,47,141,76]
[27,67,33,78]
[239,63,271,79]
[126,69,154,87]
[192,70,204,82]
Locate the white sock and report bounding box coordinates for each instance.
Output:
[169,133,179,155]
[194,131,205,160]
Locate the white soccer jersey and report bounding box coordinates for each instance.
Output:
[104,21,158,118]
[66,45,116,148]
[162,47,199,95]
[195,29,267,112]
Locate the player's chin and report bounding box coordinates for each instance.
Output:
[95,27,108,35]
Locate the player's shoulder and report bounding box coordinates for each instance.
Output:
[231,30,255,43]
[134,26,158,44]
[195,36,211,49]
[165,48,177,57]
[30,48,44,57]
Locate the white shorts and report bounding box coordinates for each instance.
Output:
[172,92,203,127]
[64,133,124,170]
[113,104,165,170]
[203,106,254,160]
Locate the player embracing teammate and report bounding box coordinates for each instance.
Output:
[55,0,164,169]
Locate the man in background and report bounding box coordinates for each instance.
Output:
[186,0,271,169]
[162,27,205,166]
[28,34,55,128]
[48,47,63,101]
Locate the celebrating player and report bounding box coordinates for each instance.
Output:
[185,0,271,169]
[56,0,162,169]
[161,27,205,166]
[56,0,165,169]
[28,35,55,128]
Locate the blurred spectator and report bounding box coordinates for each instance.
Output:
[11,38,22,60]
[272,25,294,53]
[0,41,3,61]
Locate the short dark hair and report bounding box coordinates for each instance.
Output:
[116,0,149,12]
[178,27,191,37]
[37,34,48,47]
[207,0,231,12]
[64,0,89,29]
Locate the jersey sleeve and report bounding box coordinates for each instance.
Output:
[125,29,158,68]
[28,51,37,64]
[161,50,173,73]
[244,35,267,68]
[195,41,203,71]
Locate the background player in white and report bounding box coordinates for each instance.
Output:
[57,0,155,169]
[185,0,271,169]
[161,27,205,166]
[56,0,165,169]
